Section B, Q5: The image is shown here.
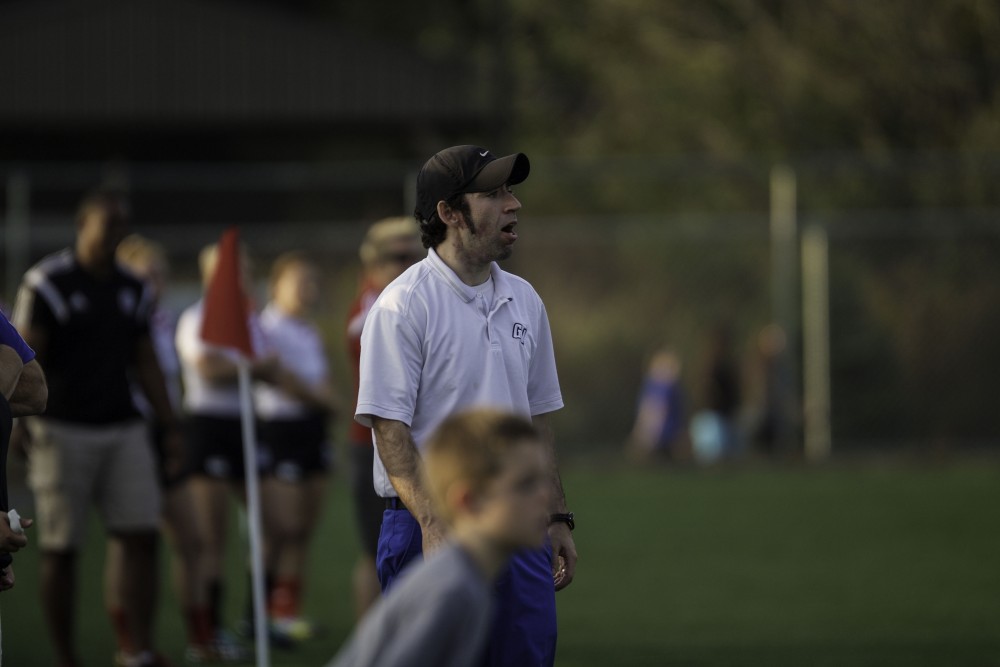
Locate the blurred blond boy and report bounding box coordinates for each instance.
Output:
[328,409,551,667]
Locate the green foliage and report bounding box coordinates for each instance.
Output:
[275,2,1000,449]
[507,0,1000,157]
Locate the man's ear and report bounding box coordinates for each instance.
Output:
[445,480,479,516]
[436,200,463,229]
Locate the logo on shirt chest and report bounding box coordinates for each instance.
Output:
[118,288,137,316]
[69,292,89,313]
[512,322,527,344]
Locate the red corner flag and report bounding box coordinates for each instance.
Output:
[200,227,255,358]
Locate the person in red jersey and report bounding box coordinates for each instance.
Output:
[345,217,424,619]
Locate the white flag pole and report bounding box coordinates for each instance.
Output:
[237,359,269,667]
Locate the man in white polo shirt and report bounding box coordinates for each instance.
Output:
[356,145,577,667]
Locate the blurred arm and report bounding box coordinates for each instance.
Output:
[0,346,24,399]
[8,360,47,417]
[135,334,178,427]
[273,367,337,414]
[9,321,50,418]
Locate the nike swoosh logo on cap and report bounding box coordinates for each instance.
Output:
[480,150,489,156]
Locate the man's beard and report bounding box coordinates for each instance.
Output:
[464,215,513,263]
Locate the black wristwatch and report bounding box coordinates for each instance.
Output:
[549,512,575,531]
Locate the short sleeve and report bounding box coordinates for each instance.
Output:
[527,300,564,416]
[175,307,205,365]
[0,312,35,364]
[176,305,252,366]
[354,302,423,428]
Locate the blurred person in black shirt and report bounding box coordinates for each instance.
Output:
[12,191,181,667]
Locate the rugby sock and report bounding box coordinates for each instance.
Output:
[108,606,133,653]
[207,579,223,634]
[268,577,302,619]
[245,570,275,625]
[184,606,215,646]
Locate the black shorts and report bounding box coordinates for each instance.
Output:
[348,442,383,558]
[184,414,249,482]
[257,414,331,483]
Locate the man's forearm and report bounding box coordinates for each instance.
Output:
[0,346,24,399]
[533,414,568,512]
[136,340,178,426]
[372,417,441,531]
[9,360,46,417]
[276,369,335,413]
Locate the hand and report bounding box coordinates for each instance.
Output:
[0,565,15,592]
[251,355,282,384]
[0,511,32,554]
[549,522,577,591]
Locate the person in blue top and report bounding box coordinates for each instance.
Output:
[628,347,686,460]
[0,311,47,591]
[328,408,552,667]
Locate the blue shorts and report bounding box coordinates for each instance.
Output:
[377,508,558,667]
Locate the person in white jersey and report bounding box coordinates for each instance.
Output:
[356,145,578,667]
[175,242,277,663]
[256,252,337,643]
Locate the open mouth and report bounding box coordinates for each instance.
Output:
[501,221,518,241]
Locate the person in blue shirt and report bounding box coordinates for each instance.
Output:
[328,409,552,667]
[0,310,48,590]
[629,347,686,460]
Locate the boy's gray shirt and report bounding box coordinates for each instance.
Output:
[328,542,494,667]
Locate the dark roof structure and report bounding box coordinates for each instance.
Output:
[0,1,500,227]
[0,0,484,125]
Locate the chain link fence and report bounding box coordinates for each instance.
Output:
[4,156,999,456]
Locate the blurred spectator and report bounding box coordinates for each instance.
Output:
[11,191,179,667]
[326,409,551,667]
[0,312,46,593]
[690,323,742,463]
[256,252,337,643]
[115,235,203,657]
[627,347,686,461]
[749,324,793,457]
[345,217,423,620]
[175,242,276,662]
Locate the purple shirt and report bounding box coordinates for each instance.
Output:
[0,312,34,364]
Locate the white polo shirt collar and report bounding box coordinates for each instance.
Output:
[426,248,513,305]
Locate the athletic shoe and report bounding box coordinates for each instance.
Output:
[270,616,325,642]
[183,645,214,664]
[213,630,254,662]
[114,651,173,667]
[234,618,296,650]
[184,633,253,663]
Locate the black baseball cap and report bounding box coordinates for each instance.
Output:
[415,145,530,222]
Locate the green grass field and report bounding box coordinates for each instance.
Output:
[4,460,999,666]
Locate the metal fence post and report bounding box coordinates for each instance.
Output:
[802,223,832,461]
[770,165,800,452]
